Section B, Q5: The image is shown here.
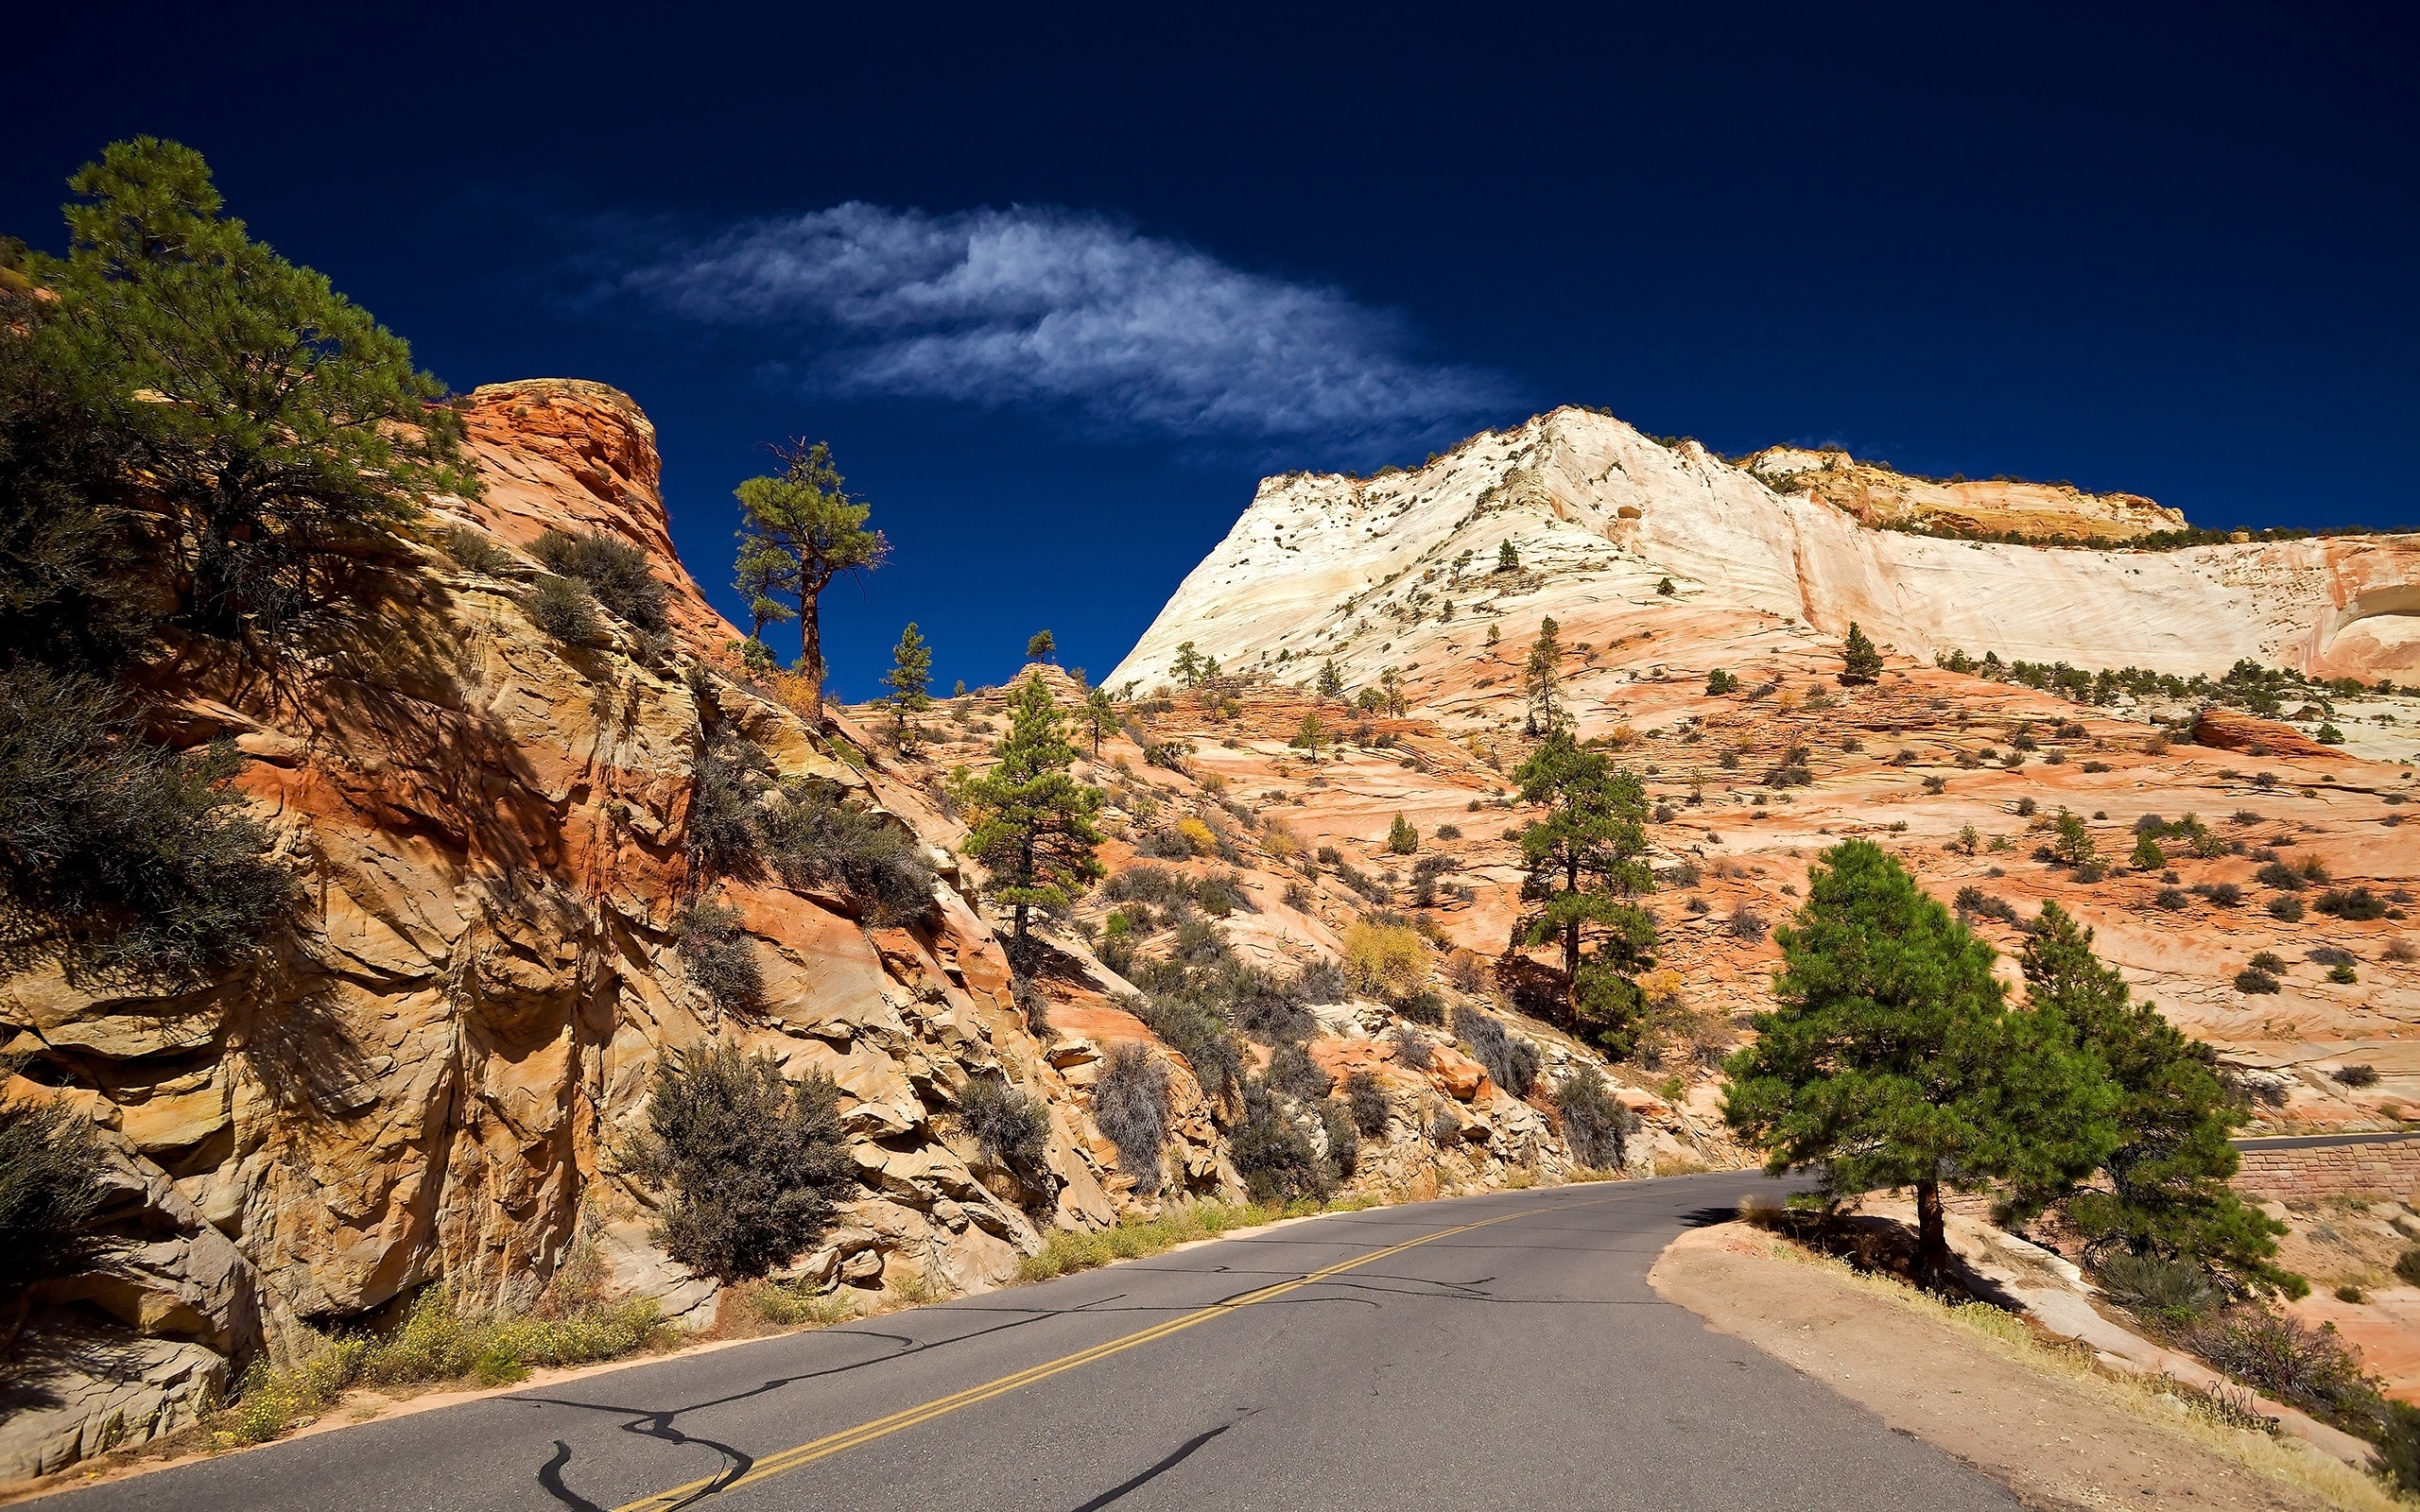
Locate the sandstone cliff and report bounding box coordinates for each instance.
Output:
[1109,406,2420,696]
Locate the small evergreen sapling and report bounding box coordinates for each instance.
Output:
[1840,622,1883,684]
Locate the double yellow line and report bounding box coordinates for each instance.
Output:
[612,1205,1538,1511]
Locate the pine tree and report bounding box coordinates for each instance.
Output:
[1524,616,1564,734]
[1386,813,1419,854]
[733,535,798,659]
[1841,622,1884,683]
[1169,642,1204,689]
[880,623,932,733]
[1315,660,1343,700]
[2014,903,2298,1293]
[1290,711,1326,756]
[1496,540,1520,573]
[2130,832,2167,871]
[1027,628,1055,662]
[1512,730,1655,1049]
[954,675,1106,951]
[39,138,476,640]
[1379,668,1407,717]
[1723,841,2119,1288]
[1079,687,1117,760]
[732,440,887,715]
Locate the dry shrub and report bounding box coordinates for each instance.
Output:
[1343,918,1429,997]
[1176,817,1218,856]
[1443,948,1488,993]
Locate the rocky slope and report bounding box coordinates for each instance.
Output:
[1109,406,2420,696]
[1106,404,2420,1131]
[0,384,1670,1482]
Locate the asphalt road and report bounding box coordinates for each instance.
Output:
[51,1174,2023,1511]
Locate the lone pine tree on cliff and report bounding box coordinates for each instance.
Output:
[732,440,887,715]
[954,674,1105,953]
[1723,840,2118,1290]
[1027,628,1055,662]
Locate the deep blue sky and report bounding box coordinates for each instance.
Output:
[8,4,2413,695]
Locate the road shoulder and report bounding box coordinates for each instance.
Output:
[1651,1222,2394,1512]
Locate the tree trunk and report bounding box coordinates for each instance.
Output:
[1914,1177,1948,1292]
[799,595,824,717]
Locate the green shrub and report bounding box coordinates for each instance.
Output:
[1704,669,1738,696]
[439,524,514,576]
[0,1073,114,1294]
[674,897,763,1016]
[1554,1064,1635,1170]
[623,1043,855,1281]
[2268,896,2306,921]
[958,1074,1050,1172]
[1386,813,1419,854]
[2335,1064,2379,1087]
[1016,1199,1285,1282]
[526,574,601,642]
[1343,1069,1389,1136]
[1317,1099,1358,1179]
[531,527,666,632]
[1132,992,1243,1102]
[2329,961,2358,984]
[2254,861,2304,892]
[2092,1251,2219,1323]
[754,782,936,923]
[1266,1040,1332,1101]
[2317,887,2389,920]
[2234,968,2281,994]
[0,662,295,975]
[2395,1248,2420,1288]
[1452,1004,1538,1097]
[1231,1078,1330,1201]
[1093,1043,1170,1194]
[2187,1304,2380,1428]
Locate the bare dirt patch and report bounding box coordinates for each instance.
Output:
[1652,1222,2399,1512]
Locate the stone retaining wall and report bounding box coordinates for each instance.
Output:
[2231,1140,2420,1200]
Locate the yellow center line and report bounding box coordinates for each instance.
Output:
[610,1202,1558,1511]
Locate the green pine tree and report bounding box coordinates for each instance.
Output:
[954,675,1106,951]
[732,440,888,715]
[733,535,799,658]
[1386,813,1419,854]
[1169,642,1204,689]
[1723,841,2119,1288]
[2015,902,2299,1294]
[1315,660,1343,700]
[2130,832,2166,871]
[1290,710,1326,756]
[1496,540,1520,573]
[1512,730,1655,1050]
[1524,616,1564,733]
[38,138,476,640]
[1841,622,1883,683]
[881,623,932,732]
[1079,686,1117,760]
[1027,628,1056,662]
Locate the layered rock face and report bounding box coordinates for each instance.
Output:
[0,382,1119,1476]
[1109,407,2420,694]
[1740,445,2187,541]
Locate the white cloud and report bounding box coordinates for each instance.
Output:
[618,203,1512,449]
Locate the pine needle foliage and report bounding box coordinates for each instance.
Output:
[953,675,1105,948]
[1723,840,2119,1288]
